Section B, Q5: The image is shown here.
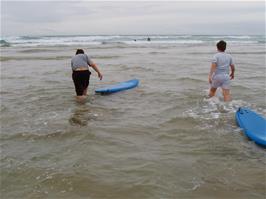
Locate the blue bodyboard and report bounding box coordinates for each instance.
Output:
[95,79,139,94]
[236,107,266,147]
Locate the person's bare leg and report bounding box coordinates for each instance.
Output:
[83,87,88,96]
[209,87,217,98]
[76,95,87,103]
[222,89,231,102]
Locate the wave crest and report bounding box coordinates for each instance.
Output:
[0,40,11,47]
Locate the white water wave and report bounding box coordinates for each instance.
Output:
[184,96,251,120]
[1,35,263,47]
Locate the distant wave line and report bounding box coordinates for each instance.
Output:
[1,35,264,47]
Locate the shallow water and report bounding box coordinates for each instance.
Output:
[1,41,266,198]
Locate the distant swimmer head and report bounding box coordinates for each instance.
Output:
[76,49,85,55]
[216,40,226,52]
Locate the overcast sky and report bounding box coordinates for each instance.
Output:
[1,1,265,36]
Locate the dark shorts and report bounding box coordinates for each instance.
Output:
[72,70,91,96]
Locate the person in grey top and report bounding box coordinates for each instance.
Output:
[71,49,103,102]
[208,40,235,101]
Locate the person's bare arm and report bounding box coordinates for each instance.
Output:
[230,64,235,80]
[90,62,103,80]
[209,63,216,84]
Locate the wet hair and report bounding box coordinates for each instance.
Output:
[216,40,226,52]
[76,49,84,55]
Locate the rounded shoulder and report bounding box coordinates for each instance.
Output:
[213,52,221,59]
[213,53,219,57]
[226,53,232,58]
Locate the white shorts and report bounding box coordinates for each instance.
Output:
[211,74,230,89]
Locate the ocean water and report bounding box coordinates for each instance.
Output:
[1,35,266,199]
[1,35,265,47]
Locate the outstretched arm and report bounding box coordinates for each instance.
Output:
[208,63,216,84]
[90,62,103,80]
[230,64,235,80]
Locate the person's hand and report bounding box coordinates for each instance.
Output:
[208,76,212,84]
[98,72,103,80]
[230,73,234,80]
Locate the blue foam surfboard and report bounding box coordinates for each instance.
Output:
[95,79,139,94]
[236,107,266,147]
